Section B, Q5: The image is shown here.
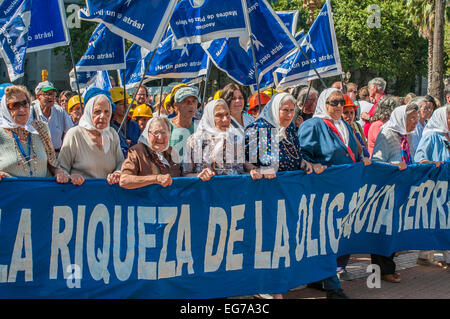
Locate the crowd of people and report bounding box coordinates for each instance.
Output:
[0,75,449,299]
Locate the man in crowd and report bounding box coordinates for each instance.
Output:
[134,85,154,112]
[361,77,386,137]
[109,87,141,158]
[295,86,319,124]
[169,86,199,160]
[33,81,73,153]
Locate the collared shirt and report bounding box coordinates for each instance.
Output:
[32,102,74,150]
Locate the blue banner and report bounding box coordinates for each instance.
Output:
[169,0,247,45]
[76,23,125,72]
[79,0,178,51]
[119,43,152,87]
[276,0,342,90]
[0,0,32,81]
[203,0,297,87]
[26,0,69,53]
[0,162,448,298]
[276,10,298,36]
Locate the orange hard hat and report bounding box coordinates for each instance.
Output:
[248,92,271,114]
[343,94,357,109]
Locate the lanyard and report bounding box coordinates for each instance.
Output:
[12,131,33,176]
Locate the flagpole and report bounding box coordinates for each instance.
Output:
[118,48,158,133]
[241,0,262,113]
[158,78,163,116]
[200,57,211,115]
[68,41,84,112]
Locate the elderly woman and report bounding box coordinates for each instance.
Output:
[342,94,369,158]
[367,95,400,156]
[221,83,255,134]
[0,85,68,183]
[182,99,260,180]
[411,95,436,151]
[244,92,321,299]
[370,101,419,283]
[58,89,124,186]
[414,105,450,268]
[119,117,181,189]
[298,88,371,299]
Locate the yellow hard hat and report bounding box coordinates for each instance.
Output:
[164,93,172,110]
[132,104,153,119]
[68,95,84,113]
[109,87,130,103]
[170,83,188,94]
[213,90,222,100]
[127,97,137,106]
[263,88,280,98]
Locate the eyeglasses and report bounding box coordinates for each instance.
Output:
[326,99,346,107]
[7,100,30,110]
[347,90,357,94]
[421,106,433,111]
[40,91,56,97]
[232,96,244,101]
[149,131,169,137]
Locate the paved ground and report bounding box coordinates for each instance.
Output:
[284,251,450,299]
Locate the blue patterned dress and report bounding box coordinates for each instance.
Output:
[245,118,308,172]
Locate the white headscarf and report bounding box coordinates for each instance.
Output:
[313,88,350,146]
[257,92,293,141]
[193,99,241,161]
[381,104,411,135]
[0,95,38,134]
[422,106,449,136]
[138,116,171,167]
[78,94,114,153]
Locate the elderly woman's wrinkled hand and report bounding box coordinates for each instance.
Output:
[420,160,441,168]
[312,163,327,174]
[249,168,263,180]
[70,174,85,186]
[0,172,7,182]
[362,157,371,166]
[107,171,121,185]
[302,160,314,175]
[397,161,407,170]
[55,170,69,184]
[156,174,173,187]
[198,168,216,181]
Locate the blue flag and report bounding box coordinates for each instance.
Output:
[69,69,97,91]
[146,29,209,79]
[120,29,209,87]
[250,10,299,91]
[0,0,32,81]
[119,43,153,87]
[275,0,342,90]
[83,70,112,93]
[79,0,178,51]
[26,0,69,53]
[76,23,125,72]
[202,0,297,87]
[276,10,298,35]
[169,0,247,45]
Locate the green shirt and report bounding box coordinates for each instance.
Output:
[169,119,195,159]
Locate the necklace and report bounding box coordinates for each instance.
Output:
[280,130,300,160]
[12,131,37,176]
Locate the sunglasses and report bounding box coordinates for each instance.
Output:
[7,100,30,110]
[326,99,346,107]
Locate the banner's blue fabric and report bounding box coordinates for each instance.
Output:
[83,70,112,93]
[79,0,178,51]
[27,0,69,53]
[0,163,448,298]
[76,23,125,72]
[169,0,247,45]
[276,10,298,35]
[120,43,152,87]
[0,0,32,81]
[203,0,296,87]
[276,0,342,90]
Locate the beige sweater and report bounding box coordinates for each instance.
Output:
[58,126,124,178]
[0,128,49,177]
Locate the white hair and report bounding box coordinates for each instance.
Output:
[368,77,387,92]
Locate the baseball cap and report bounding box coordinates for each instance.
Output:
[35,81,56,95]
[174,86,198,103]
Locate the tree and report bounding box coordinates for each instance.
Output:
[429,0,445,103]
[270,0,428,95]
